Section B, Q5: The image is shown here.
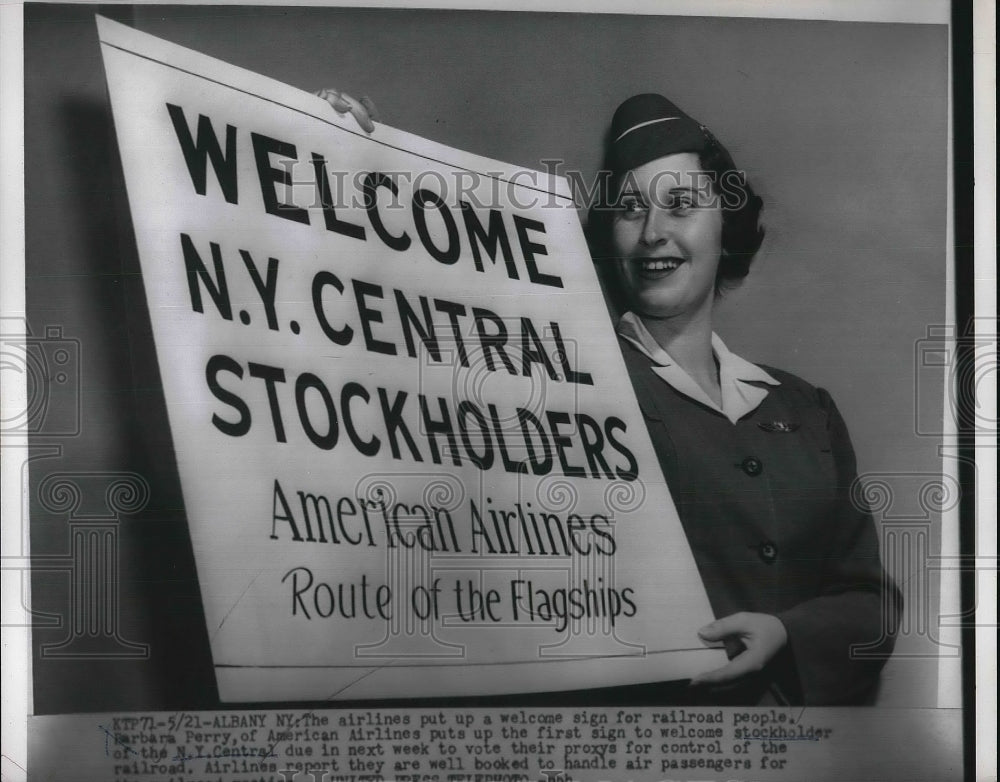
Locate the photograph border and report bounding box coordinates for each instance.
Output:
[1,1,994,780]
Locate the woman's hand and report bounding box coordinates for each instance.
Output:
[314,88,380,133]
[690,612,788,687]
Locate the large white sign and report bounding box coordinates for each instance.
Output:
[97,16,724,702]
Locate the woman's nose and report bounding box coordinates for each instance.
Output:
[639,207,670,247]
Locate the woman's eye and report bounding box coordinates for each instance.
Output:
[619,197,646,216]
[667,194,694,213]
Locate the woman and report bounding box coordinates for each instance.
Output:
[589,94,900,705]
[319,89,900,705]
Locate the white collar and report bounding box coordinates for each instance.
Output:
[617,311,780,423]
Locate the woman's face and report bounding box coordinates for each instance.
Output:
[612,152,723,321]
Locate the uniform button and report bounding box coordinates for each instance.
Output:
[741,456,763,476]
[758,541,778,563]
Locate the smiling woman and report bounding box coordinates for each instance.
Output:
[589,94,903,705]
[602,95,763,408]
[613,153,726,343]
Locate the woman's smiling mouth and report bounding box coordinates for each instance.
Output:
[635,257,685,279]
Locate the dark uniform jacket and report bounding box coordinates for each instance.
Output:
[619,336,901,705]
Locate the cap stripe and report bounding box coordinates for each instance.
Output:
[614,116,680,143]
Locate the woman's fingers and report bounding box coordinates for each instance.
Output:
[697,612,750,641]
[689,648,765,686]
[359,95,381,123]
[315,88,347,110]
[348,102,376,133]
[314,88,377,133]
[690,612,788,687]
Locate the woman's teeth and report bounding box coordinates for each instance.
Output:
[641,258,682,271]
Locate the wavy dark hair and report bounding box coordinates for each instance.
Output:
[586,126,765,313]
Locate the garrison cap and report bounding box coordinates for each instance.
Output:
[610,93,710,175]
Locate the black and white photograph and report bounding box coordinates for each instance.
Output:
[0,1,992,780]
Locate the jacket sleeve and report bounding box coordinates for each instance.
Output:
[774,388,902,705]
